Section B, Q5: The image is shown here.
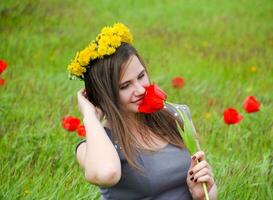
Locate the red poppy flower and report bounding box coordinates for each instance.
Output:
[76,125,86,137]
[62,115,81,131]
[172,77,185,88]
[0,60,8,74]
[138,84,167,113]
[243,96,260,113]
[0,78,5,86]
[223,108,243,125]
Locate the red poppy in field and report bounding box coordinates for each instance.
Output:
[243,96,260,113]
[0,78,5,86]
[0,60,8,74]
[138,84,167,113]
[62,115,81,131]
[76,125,86,137]
[172,77,185,88]
[223,108,243,125]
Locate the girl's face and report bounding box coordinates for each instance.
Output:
[119,55,150,113]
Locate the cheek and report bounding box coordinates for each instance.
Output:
[141,76,150,87]
[119,90,132,103]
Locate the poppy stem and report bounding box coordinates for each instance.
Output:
[196,159,210,200]
[166,102,210,199]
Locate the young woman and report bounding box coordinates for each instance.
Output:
[71,23,217,200]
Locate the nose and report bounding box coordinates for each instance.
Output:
[134,82,145,96]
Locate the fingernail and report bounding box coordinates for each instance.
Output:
[192,156,196,160]
[189,171,193,175]
[190,177,194,181]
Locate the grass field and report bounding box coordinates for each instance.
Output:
[0,0,272,199]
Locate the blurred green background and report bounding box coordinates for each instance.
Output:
[0,0,272,199]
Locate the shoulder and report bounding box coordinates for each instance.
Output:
[75,126,114,168]
[75,139,87,169]
[75,139,87,155]
[75,127,112,156]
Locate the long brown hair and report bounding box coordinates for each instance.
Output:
[83,43,184,172]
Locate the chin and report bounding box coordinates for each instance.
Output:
[125,104,140,113]
[120,100,143,113]
[130,107,139,113]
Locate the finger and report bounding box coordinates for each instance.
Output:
[82,89,87,96]
[192,167,212,181]
[78,89,88,100]
[191,150,205,162]
[193,175,214,186]
[191,160,209,175]
[188,155,200,178]
[79,88,85,93]
[77,88,84,97]
[95,107,103,120]
[81,89,87,97]
[188,152,204,176]
[95,106,102,113]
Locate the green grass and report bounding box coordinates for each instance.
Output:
[0,0,272,199]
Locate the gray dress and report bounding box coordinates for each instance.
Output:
[75,104,193,200]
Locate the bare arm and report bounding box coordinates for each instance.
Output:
[76,88,121,187]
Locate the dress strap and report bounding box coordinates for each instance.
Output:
[75,139,86,155]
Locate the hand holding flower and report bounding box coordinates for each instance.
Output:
[187,151,217,200]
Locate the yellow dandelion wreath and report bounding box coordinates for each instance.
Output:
[67,23,133,79]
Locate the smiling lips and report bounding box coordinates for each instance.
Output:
[132,98,144,104]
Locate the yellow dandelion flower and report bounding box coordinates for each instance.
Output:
[97,45,107,57]
[101,26,113,36]
[116,28,125,37]
[107,47,116,55]
[114,23,127,32]
[68,61,86,77]
[204,112,212,119]
[89,42,97,51]
[96,34,101,42]
[121,33,133,44]
[250,66,257,73]
[110,35,121,47]
[90,50,98,60]
[78,47,92,66]
[88,42,98,59]
[88,41,97,48]
[113,23,125,35]
[112,23,133,44]
[104,36,112,46]
[99,35,111,47]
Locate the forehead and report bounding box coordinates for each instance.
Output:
[120,55,144,80]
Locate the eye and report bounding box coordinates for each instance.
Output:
[120,84,129,90]
[138,73,145,79]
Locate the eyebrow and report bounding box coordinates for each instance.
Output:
[120,70,145,86]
